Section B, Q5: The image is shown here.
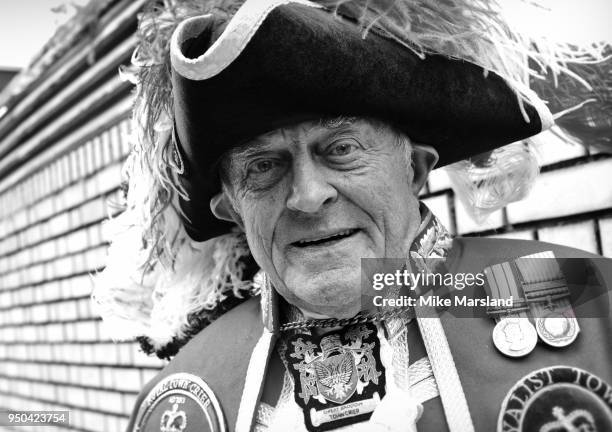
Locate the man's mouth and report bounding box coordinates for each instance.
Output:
[292,229,360,248]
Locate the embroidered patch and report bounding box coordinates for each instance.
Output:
[132,373,225,432]
[283,323,385,432]
[498,366,612,432]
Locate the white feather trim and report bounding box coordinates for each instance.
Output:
[92,107,254,350]
[92,203,253,350]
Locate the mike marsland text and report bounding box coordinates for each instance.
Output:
[372,295,515,308]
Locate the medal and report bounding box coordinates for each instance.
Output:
[485,262,537,357]
[534,310,579,347]
[516,251,580,348]
[492,316,538,358]
[282,323,386,432]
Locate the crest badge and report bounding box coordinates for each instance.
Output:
[132,373,225,432]
[283,323,386,432]
[498,366,612,432]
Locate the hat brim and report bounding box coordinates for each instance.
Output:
[170,0,552,241]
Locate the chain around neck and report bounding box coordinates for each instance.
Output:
[279,307,415,332]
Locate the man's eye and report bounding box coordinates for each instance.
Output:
[248,159,278,174]
[327,141,358,157]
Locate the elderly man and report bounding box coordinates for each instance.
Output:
[106,0,612,431]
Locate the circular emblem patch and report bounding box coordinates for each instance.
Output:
[498,366,612,432]
[133,373,225,432]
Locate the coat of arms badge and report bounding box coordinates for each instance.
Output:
[283,323,386,432]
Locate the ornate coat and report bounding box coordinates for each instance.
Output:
[126,237,612,432]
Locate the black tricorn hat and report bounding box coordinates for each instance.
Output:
[170,0,553,241]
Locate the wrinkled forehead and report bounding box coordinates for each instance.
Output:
[218,116,399,187]
[229,116,387,158]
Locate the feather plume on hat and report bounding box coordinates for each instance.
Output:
[92,0,610,358]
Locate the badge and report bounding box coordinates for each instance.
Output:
[492,317,538,358]
[498,366,612,432]
[283,323,386,432]
[132,373,225,432]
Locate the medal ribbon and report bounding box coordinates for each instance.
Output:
[515,251,580,347]
[484,261,530,321]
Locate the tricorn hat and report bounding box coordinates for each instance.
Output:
[169,0,553,241]
[93,0,608,357]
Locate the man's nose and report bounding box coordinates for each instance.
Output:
[286,158,337,213]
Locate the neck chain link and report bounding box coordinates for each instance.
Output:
[279,307,415,332]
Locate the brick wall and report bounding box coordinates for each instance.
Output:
[0,121,165,432]
[0,2,165,431]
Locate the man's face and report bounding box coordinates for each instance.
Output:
[223,118,423,318]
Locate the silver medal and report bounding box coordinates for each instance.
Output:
[535,311,579,347]
[492,317,537,357]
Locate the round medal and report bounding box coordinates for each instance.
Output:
[492,318,537,358]
[535,311,579,348]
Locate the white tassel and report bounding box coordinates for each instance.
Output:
[364,392,423,432]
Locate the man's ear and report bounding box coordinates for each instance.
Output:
[210,192,244,229]
[411,145,439,194]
